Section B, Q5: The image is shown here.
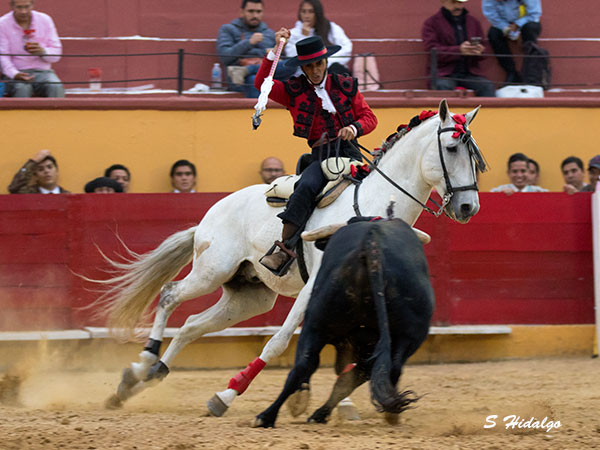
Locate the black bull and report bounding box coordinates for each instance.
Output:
[255,218,434,427]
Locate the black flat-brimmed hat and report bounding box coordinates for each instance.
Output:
[84,177,123,193]
[285,36,341,67]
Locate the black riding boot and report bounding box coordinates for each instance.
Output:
[260,222,299,273]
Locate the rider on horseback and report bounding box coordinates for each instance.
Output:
[258,27,378,274]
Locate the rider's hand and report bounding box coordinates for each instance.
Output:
[338,126,356,141]
[249,33,264,45]
[275,28,290,46]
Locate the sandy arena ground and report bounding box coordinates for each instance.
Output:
[1,356,599,450]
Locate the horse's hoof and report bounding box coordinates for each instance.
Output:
[206,393,229,417]
[337,398,360,421]
[104,394,123,410]
[384,412,400,425]
[252,415,274,428]
[116,368,138,401]
[144,361,169,383]
[286,383,310,417]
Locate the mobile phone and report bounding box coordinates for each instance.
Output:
[470,37,482,45]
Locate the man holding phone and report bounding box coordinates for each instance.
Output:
[0,0,65,97]
[422,0,495,97]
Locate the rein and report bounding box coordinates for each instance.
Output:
[347,116,483,218]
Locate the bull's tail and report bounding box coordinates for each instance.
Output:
[367,235,418,414]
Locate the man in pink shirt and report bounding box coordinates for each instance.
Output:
[0,0,64,97]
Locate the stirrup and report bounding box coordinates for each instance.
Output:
[259,241,297,277]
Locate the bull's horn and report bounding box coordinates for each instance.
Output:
[301,223,346,241]
[412,227,431,244]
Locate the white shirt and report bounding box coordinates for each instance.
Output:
[39,186,61,194]
[285,20,352,69]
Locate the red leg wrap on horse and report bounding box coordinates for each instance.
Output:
[227,357,266,394]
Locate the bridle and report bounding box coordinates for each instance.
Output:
[348,117,487,218]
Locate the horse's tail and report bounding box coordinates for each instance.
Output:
[367,233,418,414]
[86,226,200,339]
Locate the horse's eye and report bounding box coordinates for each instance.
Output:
[446,145,458,153]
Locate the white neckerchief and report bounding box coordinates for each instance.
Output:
[39,186,61,194]
[311,75,337,114]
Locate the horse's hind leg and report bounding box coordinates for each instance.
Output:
[106,253,232,409]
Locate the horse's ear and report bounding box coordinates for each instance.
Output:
[438,99,449,122]
[465,105,481,125]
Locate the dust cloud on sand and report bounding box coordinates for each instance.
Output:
[1,356,599,449]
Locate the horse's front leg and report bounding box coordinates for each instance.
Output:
[105,281,182,409]
[207,277,315,417]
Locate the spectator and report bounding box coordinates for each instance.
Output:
[104,164,131,193]
[581,155,600,193]
[422,0,495,97]
[259,156,285,183]
[0,0,65,97]
[526,158,540,185]
[217,0,295,98]
[84,177,123,193]
[8,149,69,194]
[257,31,377,273]
[482,0,542,85]
[285,0,352,76]
[491,152,547,194]
[561,156,589,194]
[170,159,197,193]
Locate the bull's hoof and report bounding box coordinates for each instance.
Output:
[337,398,360,421]
[206,393,229,417]
[384,412,400,425]
[104,394,123,410]
[252,414,275,428]
[307,408,329,424]
[286,383,310,417]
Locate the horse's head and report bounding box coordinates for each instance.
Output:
[421,99,487,223]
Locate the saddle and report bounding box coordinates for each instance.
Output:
[264,157,362,208]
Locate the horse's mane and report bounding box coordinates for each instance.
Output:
[373,110,439,163]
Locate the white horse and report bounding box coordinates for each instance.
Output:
[100,99,485,414]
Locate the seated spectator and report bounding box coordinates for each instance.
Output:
[217,0,295,98]
[482,0,542,85]
[581,155,600,193]
[421,0,495,97]
[0,0,65,98]
[526,158,543,186]
[561,156,589,194]
[171,159,197,193]
[104,164,131,193]
[8,149,69,194]
[259,156,285,183]
[491,152,548,194]
[84,177,123,193]
[285,0,352,76]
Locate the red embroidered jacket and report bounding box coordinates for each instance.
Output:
[255,57,377,144]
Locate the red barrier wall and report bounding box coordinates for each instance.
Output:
[0,192,594,331]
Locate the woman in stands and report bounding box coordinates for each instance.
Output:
[285,0,353,75]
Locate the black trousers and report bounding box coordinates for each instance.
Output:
[278,141,361,228]
[487,22,542,74]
